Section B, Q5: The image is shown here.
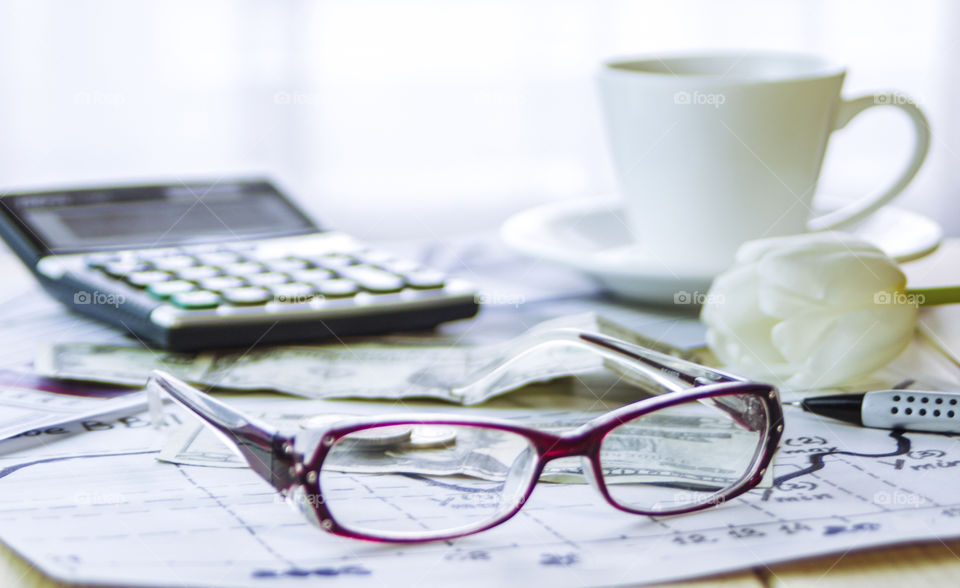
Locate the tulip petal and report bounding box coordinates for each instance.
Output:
[756,283,824,319]
[701,267,786,374]
[820,252,907,305]
[737,232,880,265]
[785,304,916,388]
[770,309,838,362]
[757,248,895,301]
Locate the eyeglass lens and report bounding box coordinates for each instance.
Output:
[319,425,539,540]
[600,393,768,513]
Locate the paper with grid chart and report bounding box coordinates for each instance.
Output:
[0,384,145,441]
[4,395,960,588]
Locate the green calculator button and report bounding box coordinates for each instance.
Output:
[170,290,221,310]
[147,280,196,300]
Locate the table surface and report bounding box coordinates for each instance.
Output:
[0,240,958,588]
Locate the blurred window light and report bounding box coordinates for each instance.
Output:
[0,0,953,238]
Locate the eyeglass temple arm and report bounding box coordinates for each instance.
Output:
[457,328,745,402]
[148,370,296,492]
[576,332,747,386]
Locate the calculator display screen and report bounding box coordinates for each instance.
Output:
[1,181,317,254]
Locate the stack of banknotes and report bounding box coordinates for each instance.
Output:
[35,313,696,405]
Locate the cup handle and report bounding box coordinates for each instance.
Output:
[807,93,930,231]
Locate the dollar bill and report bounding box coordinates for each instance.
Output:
[35,344,215,387]
[36,313,698,405]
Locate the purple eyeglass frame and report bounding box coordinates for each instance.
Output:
[147,331,783,543]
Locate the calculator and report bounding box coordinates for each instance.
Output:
[0,179,479,350]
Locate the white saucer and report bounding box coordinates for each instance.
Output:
[501,199,943,304]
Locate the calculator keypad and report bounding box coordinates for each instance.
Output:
[86,242,448,313]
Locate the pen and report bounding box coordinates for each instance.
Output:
[797,390,960,434]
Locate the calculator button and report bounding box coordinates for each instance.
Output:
[290,268,336,283]
[314,279,360,298]
[198,276,246,291]
[403,270,446,290]
[222,262,265,276]
[222,287,273,305]
[170,290,221,310]
[125,270,172,288]
[310,253,358,269]
[103,261,149,278]
[176,265,221,281]
[379,259,422,275]
[264,258,310,273]
[147,280,196,300]
[151,255,197,271]
[196,251,244,266]
[246,272,290,287]
[84,253,119,269]
[337,266,405,293]
[270,283,317,303]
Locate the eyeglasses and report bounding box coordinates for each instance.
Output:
[146,330,783,543]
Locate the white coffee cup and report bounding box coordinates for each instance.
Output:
[597,52,930,274]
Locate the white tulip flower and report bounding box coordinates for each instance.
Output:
[701,232,921,389]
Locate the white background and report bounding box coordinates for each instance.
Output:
[0,0,955,240]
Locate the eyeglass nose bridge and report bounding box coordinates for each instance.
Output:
[533,429,607,489]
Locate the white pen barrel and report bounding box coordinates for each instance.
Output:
[861,390,960,433]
